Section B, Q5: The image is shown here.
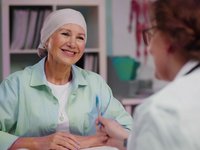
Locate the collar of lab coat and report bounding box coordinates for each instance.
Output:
[175,60,200,80]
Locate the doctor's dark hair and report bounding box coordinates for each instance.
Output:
[150,0,200,60]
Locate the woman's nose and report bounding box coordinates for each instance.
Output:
[67,37,76,48]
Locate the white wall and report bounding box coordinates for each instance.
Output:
[112,0,136,57]
[0,0,2,81]
[111,0,167,92]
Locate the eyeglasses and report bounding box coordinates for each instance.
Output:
[142,26,157,46]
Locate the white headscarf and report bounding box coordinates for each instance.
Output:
[38,8,87,57]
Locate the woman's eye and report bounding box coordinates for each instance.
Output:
[61,32,70,36]
[77,36,85,40]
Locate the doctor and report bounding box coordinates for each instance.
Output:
[97,0,200,149]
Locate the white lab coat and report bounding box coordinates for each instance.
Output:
[128,61,200,150]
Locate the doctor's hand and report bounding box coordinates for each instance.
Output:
[96,116,129,141]
[105,138,126,150]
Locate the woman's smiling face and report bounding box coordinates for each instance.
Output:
[46,23,86,66]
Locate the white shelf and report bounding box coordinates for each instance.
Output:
[10,50,38,54]
[2,0,104,6]
[9,48,100,54]
[1,0,107,80]
[121,98,144,115]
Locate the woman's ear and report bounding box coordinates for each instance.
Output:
[44,40,49,49]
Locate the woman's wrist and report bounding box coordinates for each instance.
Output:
[123,138,128,148]
[9,137,38,150]
[117,129,129,141]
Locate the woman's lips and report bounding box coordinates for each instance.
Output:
[61,49,76,57]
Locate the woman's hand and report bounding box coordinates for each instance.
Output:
[39,131,81,150]
[75,132,108,149]
[9,131,80,150]
[96,116,129,141]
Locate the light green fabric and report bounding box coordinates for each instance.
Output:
[0,58,133,150]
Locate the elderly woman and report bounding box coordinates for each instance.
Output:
[0,9,133,150]
[97,0,200,150]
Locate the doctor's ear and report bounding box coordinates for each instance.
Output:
[167,44,176,53]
